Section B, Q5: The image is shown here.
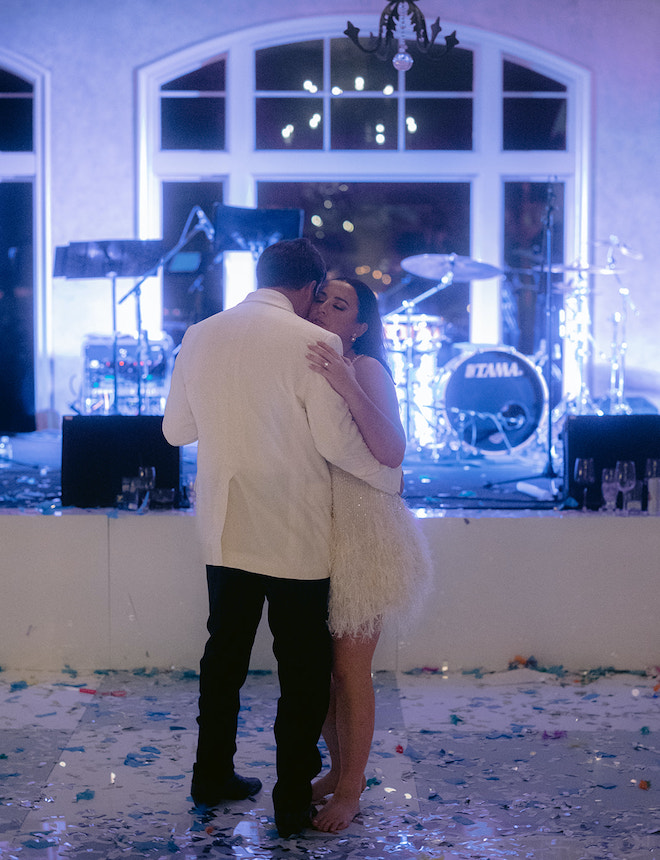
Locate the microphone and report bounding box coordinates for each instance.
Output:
[195,207,215,242]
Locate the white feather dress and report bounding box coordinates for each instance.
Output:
[328,464,434,639]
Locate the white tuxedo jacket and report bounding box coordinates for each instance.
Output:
[163,289,401,579]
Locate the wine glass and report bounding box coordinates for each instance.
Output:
[600,467,618,513]
[645,459,660,480]
[615,460,636,514]
[645,459,660,515]
[573,458,595,510]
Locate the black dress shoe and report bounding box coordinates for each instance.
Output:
[275,804,315,838]
[191,772,262,807]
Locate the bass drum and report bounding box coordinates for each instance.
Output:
[436,346,547,453]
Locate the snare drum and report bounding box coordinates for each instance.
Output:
[436,346,547,453]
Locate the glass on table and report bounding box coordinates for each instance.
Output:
[645,459,660,514]
[573,457,595,510]
[645,458,660,479]
[600,467,618,513]
[615,460,636,514]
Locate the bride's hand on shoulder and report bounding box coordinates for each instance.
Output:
[306,340,357,397]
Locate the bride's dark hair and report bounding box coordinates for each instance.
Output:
[339,277,392,377]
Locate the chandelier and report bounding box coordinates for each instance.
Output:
[345,1,458,72]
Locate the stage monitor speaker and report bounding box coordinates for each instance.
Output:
[61,415,180,508]
[563,414,660,509]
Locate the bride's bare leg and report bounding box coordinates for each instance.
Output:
[313,630,380,833]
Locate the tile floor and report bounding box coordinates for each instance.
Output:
[1,666,659,859]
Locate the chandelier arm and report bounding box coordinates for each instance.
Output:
[345,2,459,65]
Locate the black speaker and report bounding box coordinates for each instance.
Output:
[563,414,660,509]
[61,415,180,508]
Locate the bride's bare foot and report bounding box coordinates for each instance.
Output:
[311,771,338,803]
[312,792,360,832]
[312,772,368,804]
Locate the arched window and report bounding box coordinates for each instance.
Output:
[0,52,48,430]
[137,16,590,388]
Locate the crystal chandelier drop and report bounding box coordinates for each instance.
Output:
[345,1,458,72]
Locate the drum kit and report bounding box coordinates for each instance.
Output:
[384,239,642,459]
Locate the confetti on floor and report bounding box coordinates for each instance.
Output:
[0,666,659,859]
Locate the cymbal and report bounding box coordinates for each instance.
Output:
[401,253,502,281]
[533,263,626,276]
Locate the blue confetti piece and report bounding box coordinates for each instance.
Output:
[462,668,484,678]
[133,840,179,852]
[75,789,95,802]
[452,814,475,825]
[10,681,27,691]
[596,783,617,789]
[61,746,85,752]
[169,725,187,731]
[157,774,186,780]
[36,712,57,718]
[23,838,57,849]
[403,745,424,762]
[124,749,160,767]
[145,711,172,721]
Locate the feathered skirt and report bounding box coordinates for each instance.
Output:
[328,466,434,639]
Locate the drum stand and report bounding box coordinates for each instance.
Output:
[388,273,454,450]
[604,256,635,415]
[558,273,602,416]
[523,184,560,481]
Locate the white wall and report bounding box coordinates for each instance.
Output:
[2,510,659,674]
[1,0,659,418]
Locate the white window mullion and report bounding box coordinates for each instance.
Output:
[471,41,504,345]
[226,47,256,205]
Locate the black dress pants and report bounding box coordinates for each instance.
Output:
[195,565,332,812]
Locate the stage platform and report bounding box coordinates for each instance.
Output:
[1,427,660,679]
[0,428,562,513]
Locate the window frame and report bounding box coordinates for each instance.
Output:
[0,49,50,417]
[137,16,590,354]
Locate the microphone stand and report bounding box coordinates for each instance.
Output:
[118,207,209,414]
[538,184,559,479]
[483,183,559,495]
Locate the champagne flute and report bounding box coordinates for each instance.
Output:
[600,467,618,513]
[573,458,595,510]
[615,460,636,514]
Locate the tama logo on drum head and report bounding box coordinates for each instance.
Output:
[464,360,524,380]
